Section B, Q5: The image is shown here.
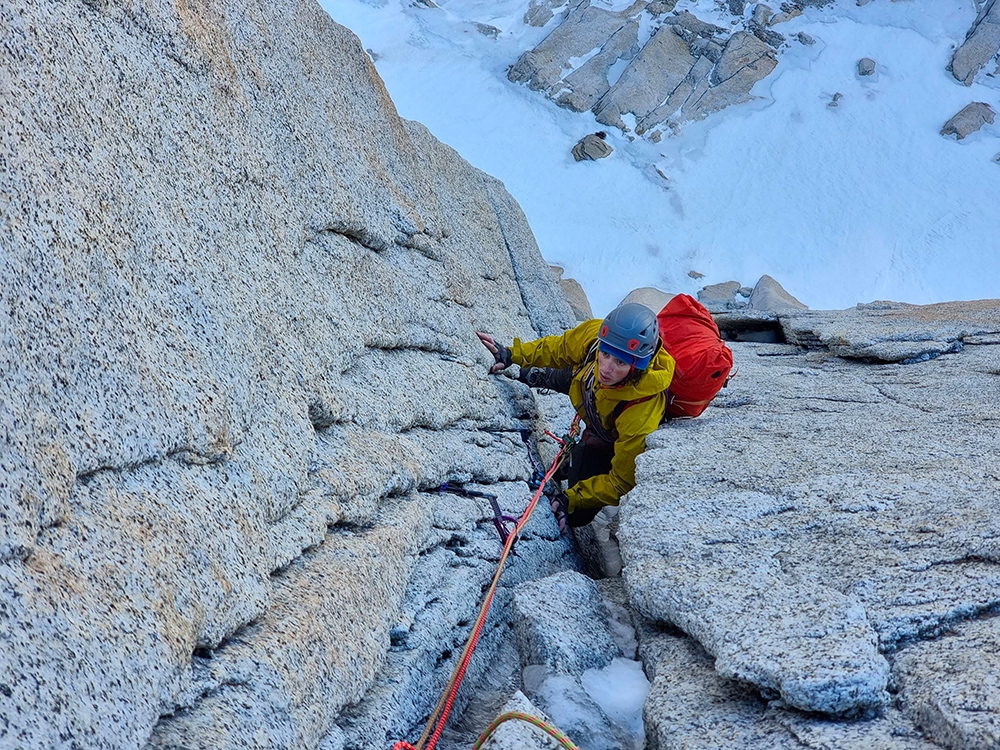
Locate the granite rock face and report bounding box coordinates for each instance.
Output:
[620,315,1000,724]
[0,0,576,747]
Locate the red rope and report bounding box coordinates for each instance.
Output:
[397,417,580,750]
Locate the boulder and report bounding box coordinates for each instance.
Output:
[512,570,618,675]
[620,286,675,312]
[950,0,1000,86]
[857,57,876,75]
[476,22,501,39]
[508,0,643,93]
[746,274,808,311]
[751,3,773,27]
[571,132,614,161]
[552,19,642,113]
[523,0,562,28]
[551,266,594,321]
[698,280,745,311]
[941,102,996,139]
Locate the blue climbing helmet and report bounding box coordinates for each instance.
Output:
[597,302,660,370]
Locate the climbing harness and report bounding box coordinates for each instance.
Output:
[393,417,582,750]
[435,482,520,550]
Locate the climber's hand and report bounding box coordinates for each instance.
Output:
[550,492,569,535]
[476,332,513,374]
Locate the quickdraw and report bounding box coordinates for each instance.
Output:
[435,482,520,551]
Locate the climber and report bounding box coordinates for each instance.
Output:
[477,303,674,533]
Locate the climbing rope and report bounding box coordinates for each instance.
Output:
[471,711,580,750]
[392,416,581,750]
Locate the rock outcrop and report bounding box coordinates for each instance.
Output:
[0,0,577,748]
[509,3,777,136]
[620,303,1000,726]
[950,0,1000,86]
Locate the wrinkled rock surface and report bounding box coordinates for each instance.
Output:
[621,318,1000,721]
[640,625,939,749]
[0,0,578,747]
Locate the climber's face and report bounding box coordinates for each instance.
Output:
[597,349,631,386]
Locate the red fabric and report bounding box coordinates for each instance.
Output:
[657,294,733,418]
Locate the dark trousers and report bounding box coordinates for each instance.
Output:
[564,435,614,527]
[524,366,614,528]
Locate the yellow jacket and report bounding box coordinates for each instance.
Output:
[511,319,675,513]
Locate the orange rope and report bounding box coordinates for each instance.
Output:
[399,417,580,750]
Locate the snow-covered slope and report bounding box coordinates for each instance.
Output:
[321,0,999,315]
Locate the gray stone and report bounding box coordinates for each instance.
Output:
[710,30,778,88]
[522,0,554,26]
[829,91,843,107]
[797,32,817,45]
[772,4,803,24]
[639,629,937,750]
[751,3,774,27]
[858,57,876,75]
[747,274,808,311]
[552,19,642,113]
[751,22,786,48]
[894,615,1000,750]
[594,25,698,131]
[508,0,642,93]
[551,266,594,322]
[476,22,501,39]
[950,0,1000,86]
[941,101,997,139]
[620,331,1000,718]
[648,0,680,13]
[779,299,1000,361]
[571,132,614,161]
[512,570,619,675]
[620,286,674,313]
[729,0,748,15]
[698,280,745,311]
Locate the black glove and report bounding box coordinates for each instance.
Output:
[476,332,513,374]
[549,491,569,534]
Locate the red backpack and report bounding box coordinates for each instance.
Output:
[657,294,733,418]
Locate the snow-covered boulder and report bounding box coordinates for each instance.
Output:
[941,102,996,140]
